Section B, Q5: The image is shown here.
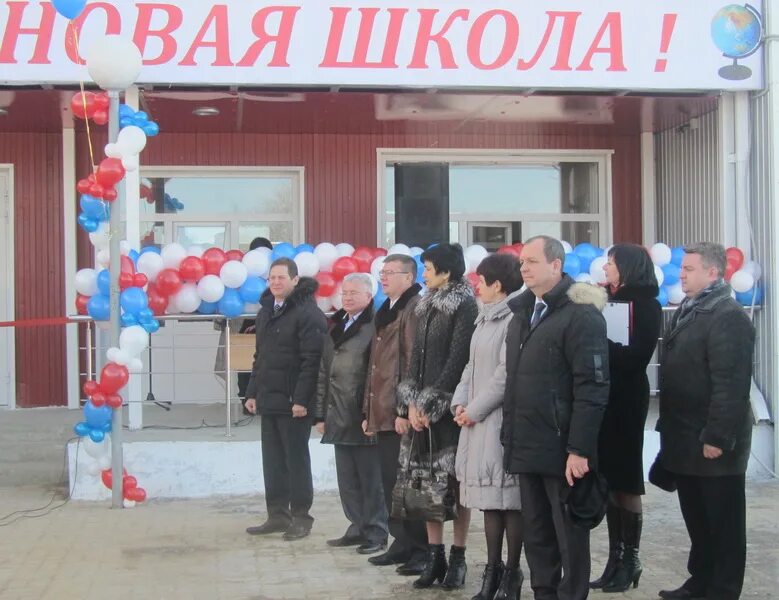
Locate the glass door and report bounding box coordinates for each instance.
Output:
[468,222,512,252]
[173,222,230,249]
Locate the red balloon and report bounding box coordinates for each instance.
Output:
[123,475,138,491]
[497,245,520,257]
[106,394,123,409]
[725,259,739,282]
[77,178,92,195]
[96,158,126,188]
[127,487,147,502]
[179,256,206,282]
[101,469,112,490]
[372,248,388,259]
[467,272,481,296]
[75,293,90,315]
[155,269,183,297]
[103,187,118,202]
[89,182,105,198]
[99,363,129,395]
[119,272,135,290]
[70,91,96,120]
[146,283,169,316]
[92,110,108,126]
[225,249,244,262]
[91,392,106,407]
[315,272,337,297]
[133,273,148,288]
[83,380,99,397]
[332,257,359,280]
[94,93,110,111]
[120,255,135,274]
[725,247,744,271]
[352,247,374,273]
[202,248,227,275]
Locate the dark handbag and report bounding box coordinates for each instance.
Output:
[391,429,458,523]
[648,451,677,492]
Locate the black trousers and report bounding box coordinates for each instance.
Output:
[519,474,591,600]
[675,473,746,600]
[260,414,314,527]
[377,431,428,557]
[334,444,389,544]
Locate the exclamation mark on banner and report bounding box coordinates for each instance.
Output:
[655,14,677,72]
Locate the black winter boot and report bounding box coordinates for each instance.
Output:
[603,510,643,593]
[471,562,504,600]
[413,544,448,589]
[590,504,623,589]
[493,566,524,600]
[441,545,467,590]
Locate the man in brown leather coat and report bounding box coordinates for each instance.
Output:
[362,254,428,574]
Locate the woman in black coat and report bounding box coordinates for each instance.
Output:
[591,243,662,593]
[397,243,478,591]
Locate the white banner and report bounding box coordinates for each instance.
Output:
[0,0,765,90]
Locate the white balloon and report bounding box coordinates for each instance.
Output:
[730,270,755,293]
[119,240,132,256]
[589,257,608,284]
[173,283,201,313]
[96,249,110,269]
[575,273,594,284]
[187,245,204,258]
[104,142,122,158]
[315,296,333,313]
[464,245,489,274]
[75,268,99,297]
[121,155,139,172]
[220,260,248,288]
[119,325,149,358]
[82,436,110,459]
[118,125,147,153]
[654,264,665,287]
[667,282,686,305]
[86,36,142,91]
[197,275,225,303]
[244,303,261,314]
[650,243,672,266]
[166,293,179,314]
[89,222,110,250]
[410,246,424,256]
[314,243,339,271]
[243,249,271,278]
[86,462,102,477]
[561,241,573,254]
[368,275,379,296]
[106,347,130,366]
[255,246,272,257]
[741,260,762,281]
[294,251,320,278]
[123,500,137,509]
[330,283,344,311]
[388,243,411,256]
[161,243,187,270]
[128,358,144,373]
[98,453,112,470]
[136,252,164,283]
[370,256,386,280]
[336,243,355,257]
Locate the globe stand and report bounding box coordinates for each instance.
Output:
[719,58,753,81]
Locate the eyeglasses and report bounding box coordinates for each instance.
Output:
[378,270,410,278]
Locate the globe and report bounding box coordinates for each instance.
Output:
[711,4,763,80]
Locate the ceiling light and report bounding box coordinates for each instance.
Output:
[192,106,220,117]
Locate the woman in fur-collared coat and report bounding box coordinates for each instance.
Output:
[397,243,478,591]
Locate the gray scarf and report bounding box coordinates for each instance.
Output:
[672,279,727,332]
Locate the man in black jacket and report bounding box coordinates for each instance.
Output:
[503,235,609,600]
[245,257,328,541]
[657,242,755,600]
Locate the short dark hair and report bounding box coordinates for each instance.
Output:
[270,257,298,278]
[476,253,523,295]
[684,242,727,277]
[524,235,565,264]
[608,243,659,290]
[384,253,417,278]
[421,243,466,281]
[250,237,273,251]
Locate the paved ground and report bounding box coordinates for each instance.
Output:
[0,480,777,600]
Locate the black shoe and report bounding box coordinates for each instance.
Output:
[659,585,707,599]
[440,545,467,590]
[327,534,365,547]
[413,544,447,589]
[246,519,290,535]
[282,523,311,541]
[396,552,427,576]
[493,566,524,600]
[603,511,643,593]
[590,504,623,589]
[356,541,387,555]
[471,562,504,600]
[369,550,410,566]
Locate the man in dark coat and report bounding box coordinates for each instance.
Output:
[503,235,609,600]
[245,257,327,541]
[313,273,388,555]
[657,242,755,600]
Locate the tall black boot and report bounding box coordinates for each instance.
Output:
[590,504,623,589]
[493,566,524,600]
[603,510,643,593]
[413,544,447,589]
[471,562,504,600]
[441,545,467,590]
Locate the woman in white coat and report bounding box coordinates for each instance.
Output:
[452,253,524,600]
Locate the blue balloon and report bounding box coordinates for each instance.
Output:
[52,0,86,19]
[74,422,91,437]
[198,300,218,314]
[121,313,138,327]
[87,294,110,321]
[661,263,681,287]
[670,246,685,267]
[77,213,98,232]
[140,245,161,255]
[83,400,112,428]
[97,269,110,296]
[239,277,267,304]
[373,288,388,310]
[142,320,160,334]
[563,253,581,277]
[143,121,160,136]
[137,308,154,323]
[271,242,296,260]
[735,286,763,306]
[79,194,108,220]
[101,421,113,433]
[136,111,149,121]
[88,429,106,443]
[119,104,135,119]
[121,288,149,314]
[656,286,669,307]
[574,243,598,273]
[296,243,315,254]
[128,249,140,265]
[219,288,244,318]
[120,117,135,129]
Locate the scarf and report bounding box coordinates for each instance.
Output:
[672,279,727,331]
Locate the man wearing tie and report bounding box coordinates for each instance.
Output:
[245,257,327,541]
[313,273,388,555]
